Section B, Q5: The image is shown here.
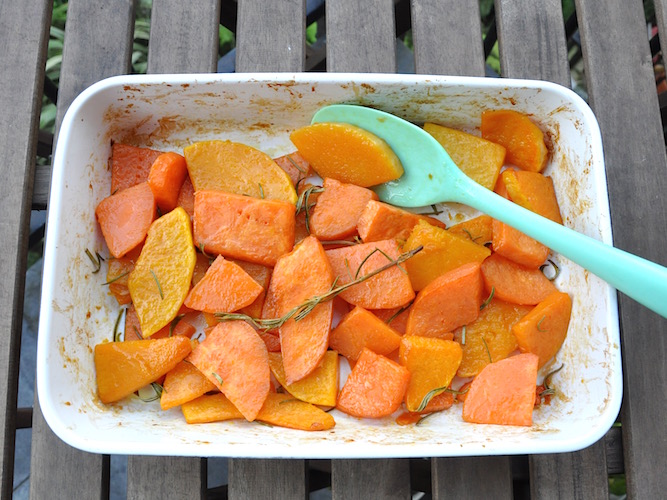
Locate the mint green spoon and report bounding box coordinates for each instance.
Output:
[312,104,667,318]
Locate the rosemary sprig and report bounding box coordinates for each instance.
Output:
[85,249,105,274]
[321,238,362,247]
[536,315,547,332]
[295,185,324,233]
[102,270,130,286]
[480,287,495,310]
[416,386,469,413]
[113,308,126,342]
[258,183,265,199]
[481,336,492,364]
[133,325,142,339]
[417,204,444,216]
[286,154,306,174]
[540,259,560,281]
[461,324,467,345]
[136,383,164,402]
[150,269,164,299]
[386,301,413,325]
[199,242,214,260]
[212,372,224,385]
[216,246,424,331]
[540,364,564,397]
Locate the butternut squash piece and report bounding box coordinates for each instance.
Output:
[128,207,196,337]
[184,140,297,204]
[404,219,491,291]
[94,336,192,404]
[268,351,339,406]
[481,110,548,172]
[160,360,217,410]
[290,122,404,187]
[424,123,505,190]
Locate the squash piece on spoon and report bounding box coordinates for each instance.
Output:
[290,122,403,187]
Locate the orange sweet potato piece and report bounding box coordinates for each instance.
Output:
[448,215,493,245]
[193,190,295,267]
[502,169,563,224]
[399,336,462,412]
[268,350,339,406]
[148,152,188,213]
[462,353,539,426]
[453,298,532,377]
[184,255,263,313]
[290,122,404,187]
[187,321,270,421]
[181,393,243,424]
[357,200,445,243]
[406,262,484,338]
[234,260,272,318]
[492,219,549,269]
[110,143,162,194]
[326,239,415,309]
[423,123,505,190]
[160,360,217,410]
[95,182,156,258]
[259,331,281,352]
[106,257,135,305]
[273,151,312,187]
[262,236,334,384]
[94,336,193,404]
[336,348,410,418]
[404,219,491,291]
[310,178,378,240]
[481,110,548,172]
[512,291,572,368]
[177,176,195,218]
[329,306,402,362]
[370,305,411,335]
[124,305,198,341]
[481,253,557,305]
[257,393,335,431]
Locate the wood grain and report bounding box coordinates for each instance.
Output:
[575,0,667,497]
[0,0,51,496]
[29,1,134,497]
[229,459,308,499]
[326,0,396,72]
[411,0,486,76]
[236,0,307,72]
[148,0,220,73]
[495,0,570,87]
[127,456,206,499]
[432,456,512,499]
[331,459,410,500]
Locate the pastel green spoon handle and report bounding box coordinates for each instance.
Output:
[453,177,667,318]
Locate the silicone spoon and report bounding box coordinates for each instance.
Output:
[312,104,667,318]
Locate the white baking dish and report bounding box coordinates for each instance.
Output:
[37,73,621,457]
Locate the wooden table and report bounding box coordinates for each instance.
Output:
[1,0,666,498]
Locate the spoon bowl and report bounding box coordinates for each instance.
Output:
[312,104,667,318]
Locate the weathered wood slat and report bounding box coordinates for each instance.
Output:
[229,459,308,499]
[575,0,667,497]
[432,457,512,499]
[495,0,570,87]
[331,459,410,500]
[148,0,220,73]
[236,0,307,72]
[529,440,609,500]
[0,0,51,496]
[29,1,134,497]
[126,456,206,499]
[410,0,486,76]
[326,0,396,72]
